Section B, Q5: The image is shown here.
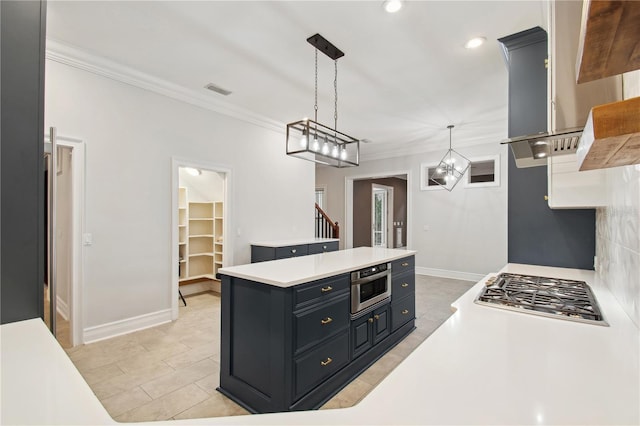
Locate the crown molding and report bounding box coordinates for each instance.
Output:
[45,39,285,135]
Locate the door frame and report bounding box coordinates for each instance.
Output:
[44,133,85,346]
[371,184,394,248]
[344,170,412,250]
[171,157,233,320]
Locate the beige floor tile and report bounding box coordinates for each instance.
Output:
[115,384,210,423]
[173,392,249,420]
[80,363,125,386]
[101,386,152,418]
[321,378,372,409]
[140,358,217,399]
[164,343,219,370]
[357,351,405,387]
[194,372,220,395]
[91,361,175,400]
[116,342,191,374]
[72,343,148,373]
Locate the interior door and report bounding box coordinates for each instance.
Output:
[372,185,394,248]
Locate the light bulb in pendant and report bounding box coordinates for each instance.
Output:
[299,129,308,148]
[436,167,443,174]
[340,147,347,160]
[312,135,319,151]
[331,144,339,158]
[322,139,330,155]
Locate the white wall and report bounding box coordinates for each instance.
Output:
[596,70,640,329]
[316,142,509,278]
[45,60,315,333]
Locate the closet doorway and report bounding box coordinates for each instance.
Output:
[171,159,231,319]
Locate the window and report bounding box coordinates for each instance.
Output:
[419,163,446,191]
[464,155,500,188]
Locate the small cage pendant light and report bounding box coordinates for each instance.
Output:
[429,125,470,191]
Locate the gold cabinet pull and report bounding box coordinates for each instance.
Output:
[321,286,332,293]
[402,309,409,315]
[401,262,409,267]
[320,357,333,366]
[374,314,380,320]
[368,318,374,323]
[323,245,327,249]
[401,283,409,288]
[321,317,333,325]
[291,249,297,253]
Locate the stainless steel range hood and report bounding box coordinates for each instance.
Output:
[501,127,583,168]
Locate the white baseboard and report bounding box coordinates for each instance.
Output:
[83,309,172,344]
[416,267,484,283]
[56,296,70,321]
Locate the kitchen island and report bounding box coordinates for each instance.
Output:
[1,263,638,425]
[216,247,417,413]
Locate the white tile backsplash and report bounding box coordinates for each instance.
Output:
[595,70,640,329]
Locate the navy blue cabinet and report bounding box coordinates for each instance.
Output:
[219,255,416,413]
[251,240,339,263]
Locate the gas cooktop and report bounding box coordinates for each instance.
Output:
[475,273,608,326]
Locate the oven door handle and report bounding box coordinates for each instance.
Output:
[352,269,389,284]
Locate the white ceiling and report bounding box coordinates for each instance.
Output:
[46,1,547,161]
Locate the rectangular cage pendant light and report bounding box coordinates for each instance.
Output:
[286,34,360,167]
[286,119,359,167]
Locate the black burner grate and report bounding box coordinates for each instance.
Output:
[477,273,605,323]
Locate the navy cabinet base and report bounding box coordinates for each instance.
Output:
[218,257,416,413]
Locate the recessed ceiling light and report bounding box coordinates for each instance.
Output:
[465,37,486,49]
[383,0,403,13]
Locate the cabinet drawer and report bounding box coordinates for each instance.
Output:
[275,244,308,259]
[293,274,349,309]
[307,241,339,255]
[392,271,415,301]
[294,295,349,354]
[391,256,415,276]
[294,331,349,401]
[391,293,415,332]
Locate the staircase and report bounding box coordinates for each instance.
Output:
[315,203,339,238]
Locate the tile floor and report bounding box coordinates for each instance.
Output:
[65,275,474,422]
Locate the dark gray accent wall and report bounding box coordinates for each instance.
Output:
[1,1,47,323]
[500,27,596,270]
[353,177,407,248]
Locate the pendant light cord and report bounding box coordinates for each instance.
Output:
[334,59,338,138]
[314,49,318,124]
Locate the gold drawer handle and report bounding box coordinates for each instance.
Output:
[402,309,409,315]
[291,249,297,253]
[401,262,409,267]
[321,286,332,293]
[321,317,333,325]
[401,283,409,288]
[368,318,374,323]
[374,314,380,320]
[320,357,333,366]
[323,245,327,249]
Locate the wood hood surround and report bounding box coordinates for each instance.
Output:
[576,0,640,171]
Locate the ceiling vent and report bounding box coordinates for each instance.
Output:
[204,83,232,96]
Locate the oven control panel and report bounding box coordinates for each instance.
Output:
[355,262,389,279]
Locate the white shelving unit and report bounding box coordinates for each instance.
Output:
[178,187,223,284]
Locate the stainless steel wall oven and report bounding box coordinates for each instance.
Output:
[350,262,392,317]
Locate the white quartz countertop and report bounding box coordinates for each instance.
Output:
[2,263,638,425]
[218,247,417,287]
[250,238,339,247]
